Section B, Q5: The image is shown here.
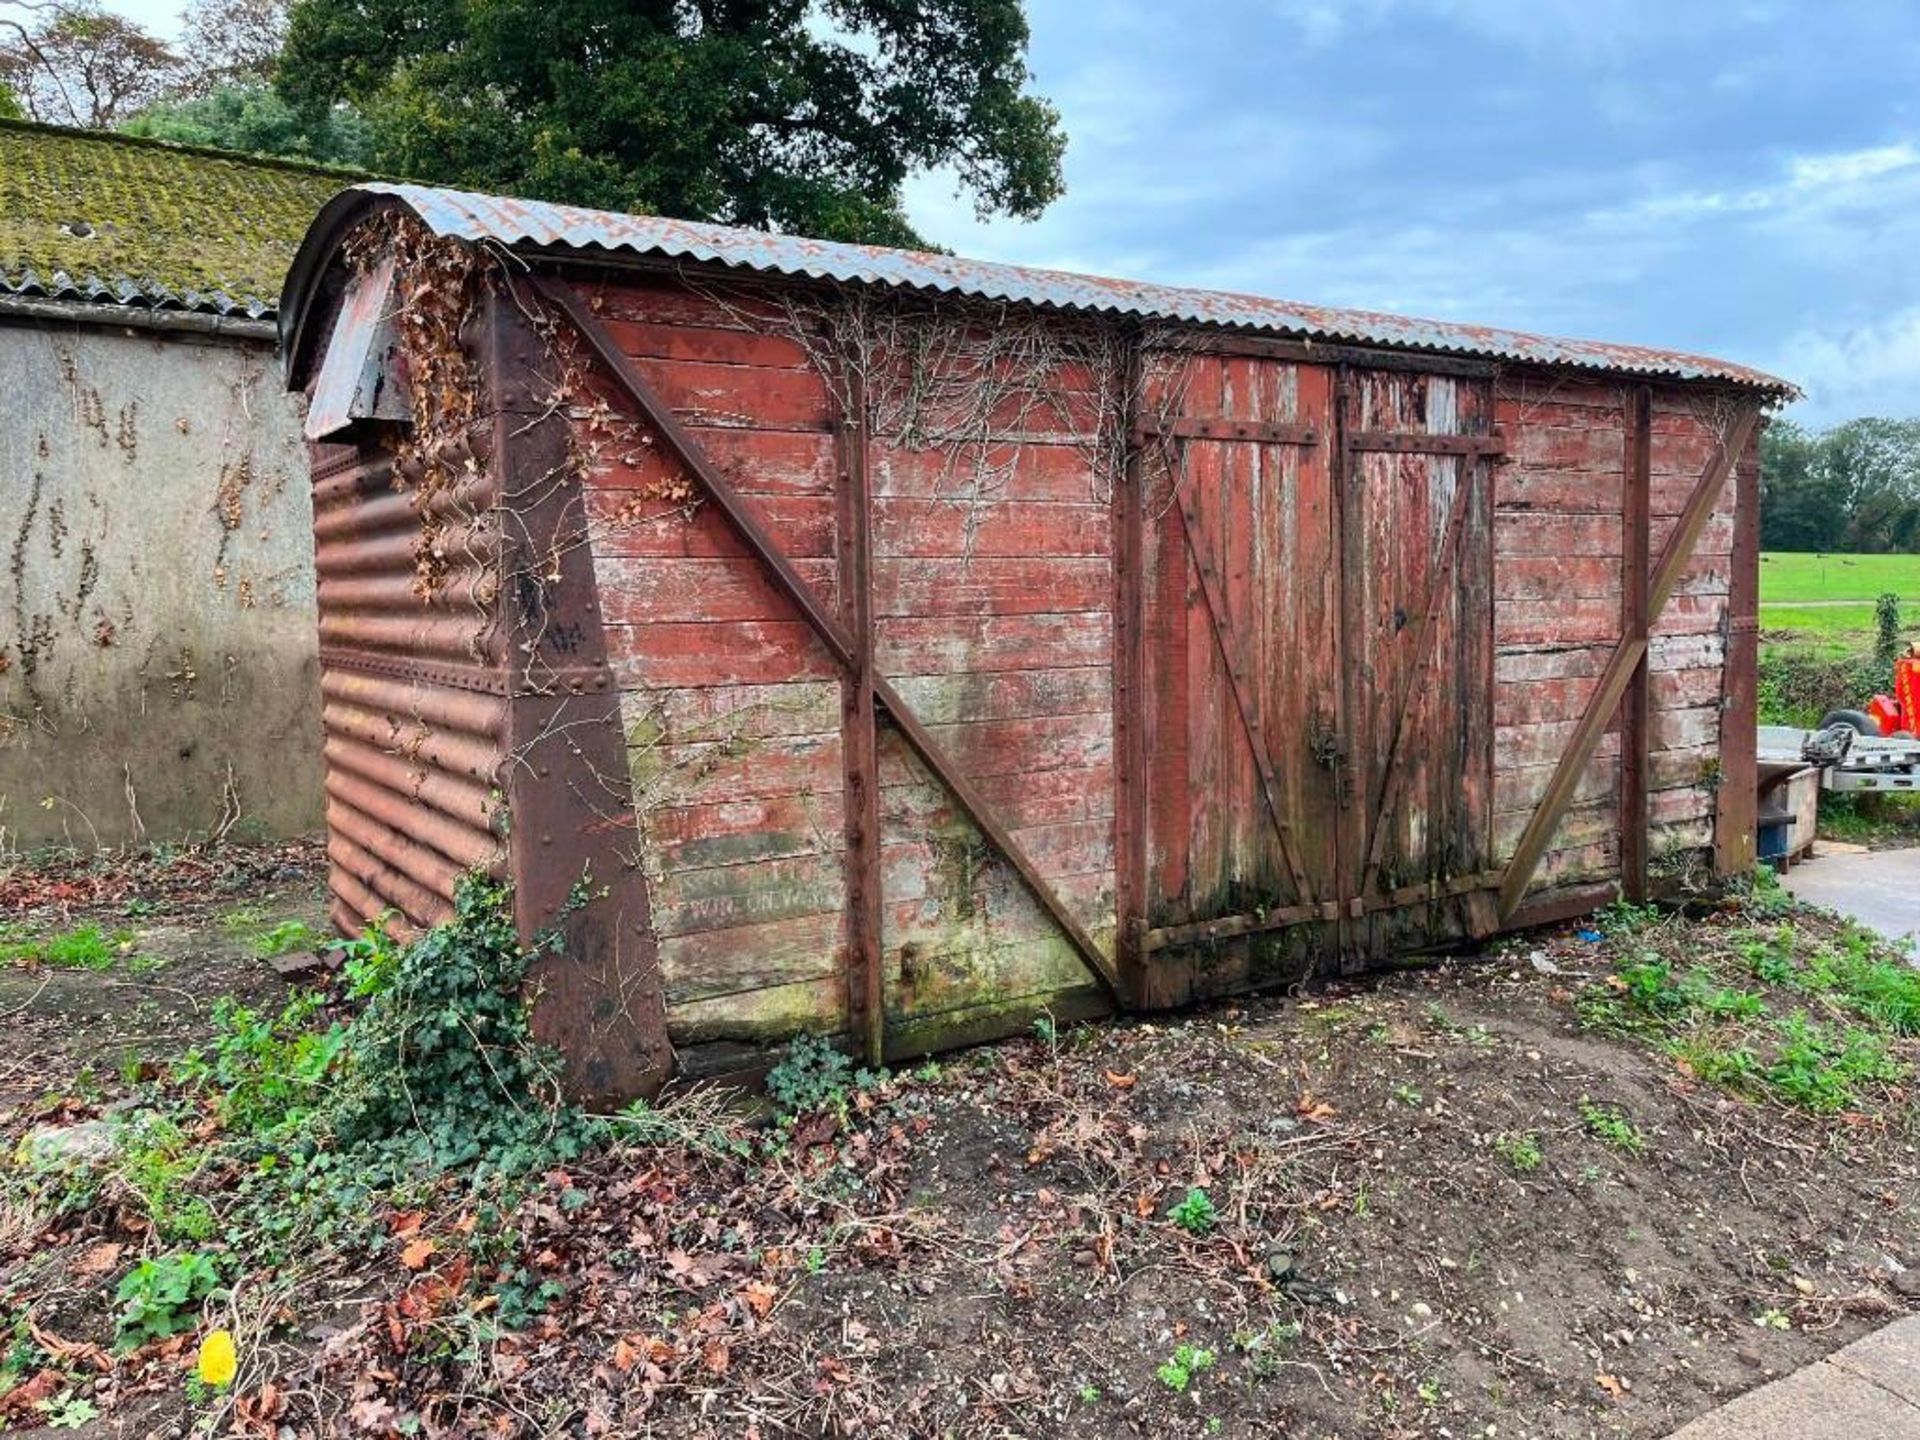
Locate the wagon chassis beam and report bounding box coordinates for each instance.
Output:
[527,276,1125,1023]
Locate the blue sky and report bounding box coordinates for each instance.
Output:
[108,0,1920,424]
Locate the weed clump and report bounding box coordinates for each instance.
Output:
[1576,883,1916,1117]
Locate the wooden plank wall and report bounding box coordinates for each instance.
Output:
[1491,377,1736,901]
[574,281,1118,1053]
[1646,394,1739,860]
[573,280,851,1050]
[1492,378,1628,894]
[866,337,1117,1042]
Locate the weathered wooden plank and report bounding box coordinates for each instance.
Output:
[885,667,1111,725]
[1649,593,1729,637]
[871,441,1099,503]
[872,556,1112,616]
[1498,719,1624,770]
[1494,378,1626,415]
[870,498,1112,559]
[874,612,1113,674]
[1496,799,1617,855]
[1503,423,1626,473]
[660,910,845,1002]
[584,355,834,431]
[1495,644,1614,683]
[596,556,839,625]
[650,851,847,938]
[603,315,815,371]
[1651,785,1714,823]
[1650,666,1724,710]
[1651,512,1734,558]
[669,974,846,1046]
[632,732,842,808]
[1497,555,1623,602]
[1495,673,1603,728]
[874,712,1113,782]
[1649,633,1727,671]
[623,680,842,744]
[589,427,837,499]
[587,491,838,560]
[646,792,846,860]
[608,620,842,688]
[1653,703,1721,752]
[1496,753,1618,816]
[1496,513,1623,557]
[881,760,1115,830]
[1494,598,1621,647]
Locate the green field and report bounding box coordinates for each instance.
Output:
[1760,551,1920,639]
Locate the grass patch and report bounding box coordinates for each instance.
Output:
[1577,886,1917,1116]
[0,923,132,970]
[216,908,321,959]
[1760,551,1920,605]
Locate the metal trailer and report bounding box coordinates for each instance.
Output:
[1759,725,1920,795]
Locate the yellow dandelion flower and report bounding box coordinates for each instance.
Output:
[197,1328,237,1388]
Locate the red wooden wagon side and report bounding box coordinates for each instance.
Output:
[280,184,1794,1103]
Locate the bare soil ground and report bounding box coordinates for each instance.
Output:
[2,842,1918,1439]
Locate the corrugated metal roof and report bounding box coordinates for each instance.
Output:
[292,182,1797,394]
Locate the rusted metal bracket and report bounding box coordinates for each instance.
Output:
[1356,451,1484,898]
[528,274,1124,1005]
[1133,418,1318,446]
[1347,430,1506,457]
[1495,405,1760,921]
[1165,461,1318,909]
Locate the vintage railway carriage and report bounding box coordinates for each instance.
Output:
[280,184,1792,1101]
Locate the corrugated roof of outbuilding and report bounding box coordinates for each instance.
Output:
[0,119,356,319]
[285,182,1797,395]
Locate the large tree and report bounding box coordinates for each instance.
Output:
[275,0,1065,245]
[1763,417,1920,554]
[0,0,180,127]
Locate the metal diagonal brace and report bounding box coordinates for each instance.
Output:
[1494,405,1760,922]
[528,274,1124,1003]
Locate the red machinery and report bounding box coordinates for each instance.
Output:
[1864,649,1919,738]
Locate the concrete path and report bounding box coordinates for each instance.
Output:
[1666,1315,1920,1439]
[1782,845,1920,955]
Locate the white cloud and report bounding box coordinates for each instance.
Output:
[1771,306,1920,426]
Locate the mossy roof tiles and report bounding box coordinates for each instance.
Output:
[0,118,354,319]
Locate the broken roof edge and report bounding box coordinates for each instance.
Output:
[280,182,1799,399]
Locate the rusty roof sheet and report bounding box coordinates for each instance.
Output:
[289,182,1796,394]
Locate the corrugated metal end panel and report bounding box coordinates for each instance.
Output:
[314,182,1795,397]
[311,440,509,939]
